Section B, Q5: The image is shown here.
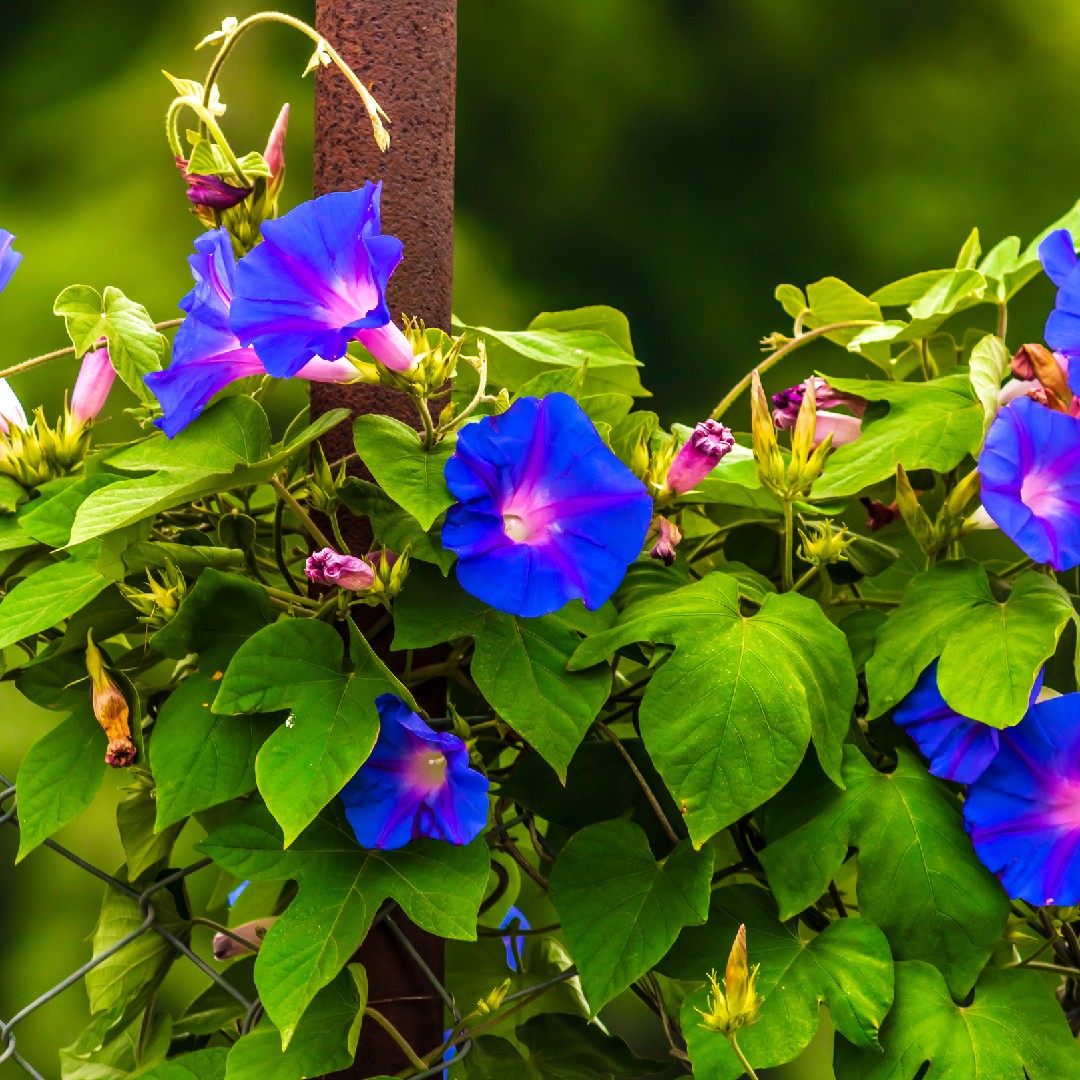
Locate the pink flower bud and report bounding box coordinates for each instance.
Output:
[648,516,682,566]
[812,410,862,448]
[212,916,279,960]
[264,103,290,179]
[773,377,867,428]
[0,378,27,435]
[305,547,376,591]
[666,419,735,494]
[71,346,116,426]
[174,156,252,210]
[295,356,358,383]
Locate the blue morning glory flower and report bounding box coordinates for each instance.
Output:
[0,229,22,295]
[978,395,1080,571]
[229,182,415,378]
[1039,229,1080,397]
[893,661,1043,784]
[442,393,653,617]
[499,904,531,971]
[145,228,357,437]
[965,693,1080,906]
[339,694,490,850]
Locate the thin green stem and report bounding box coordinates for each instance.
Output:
[595,720,679,846]
[262,585,320,609]
[709,320,879,420]
[0,319,183,382]
[329,511,349,552]
[272,498,304,595]
[363,1008,428,1072]
[781,501,795,591]
[792,564,820,593]
[997,302,1008,343]
[1007,959,1080,978]
[270,475,333,550]
[729,1033,761,1080]
[199,12,389,151]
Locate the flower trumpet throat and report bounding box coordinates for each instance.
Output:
[696,924,763,1037]
[86,632,136,768]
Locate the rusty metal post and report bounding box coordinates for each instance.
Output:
[312,1,456,1075]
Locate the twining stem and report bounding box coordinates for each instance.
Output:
[709,320,879,420]
[271,498,304,595]
[781,501,795,592]
[262,585,321,610]
[363,1008,428,1072]
[199,12,389,152]
[0,319,184,382]
[1009,959,1080,978]
[595,720,680,846]
[729,1034,761,1080]
[269,475,333,550]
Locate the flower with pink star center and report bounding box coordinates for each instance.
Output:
[965,693,1080,905]
[339,694,489,850]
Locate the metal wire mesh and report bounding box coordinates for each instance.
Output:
[0,769,478,1079]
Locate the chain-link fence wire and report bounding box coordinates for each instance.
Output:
[0,770,472,1080]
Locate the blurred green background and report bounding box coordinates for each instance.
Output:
[3,0,1080,1072]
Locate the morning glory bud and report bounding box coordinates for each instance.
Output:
[0,378,27,436]
[175,157,253,211]
[212,916,279,961]
[648,516,682,566]
[86,632,136,768]
[263,103,290,192]
[70,345,116,427]
[305,547,377,592]
[695,924,763,1038]
[666,419,735,495]
[773,376,865,448]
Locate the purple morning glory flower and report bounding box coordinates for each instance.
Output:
[893,661,1044,784]
[145,228,356,437]
[978,395,1080,571]
[0,229,22,295]
[965,693,1080,905]
[229,182,415,379]
[499,904,531,971]
[339,694,490,850]
[442,393,654,618]
[1039,229,1080,397]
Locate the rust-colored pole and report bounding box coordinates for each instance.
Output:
[312,1,456,1076]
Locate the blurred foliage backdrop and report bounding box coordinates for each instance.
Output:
[3,0,1080,1071]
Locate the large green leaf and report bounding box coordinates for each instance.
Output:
[465,1014,667,1079]
[968,334,1010,435]
[54,284,165,403]
[548,820,711,1011]
[393,565,610,778]
[68,399,348,544]
[529,305,636,354]
[116,775,184,878]
[135,1048,228,1080]
[60,1011,175,1080]
[353,414,455,530]
[664,885,892,1078]
[0,557,111,649]
[214,618,408,846]
[455,318,647,397]
[811,374,983,500]
[15,703,105,859]
[84,875,188,1036]
[339,477,454,572]
[569,572,856,845]
[865,560,1075,727]
[834,961,1080,1079]
[17,474,124,547]
[760,746,1008,996]
[149,570,277,829]
[225,967,366,1080]
[201,801,489,1047]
